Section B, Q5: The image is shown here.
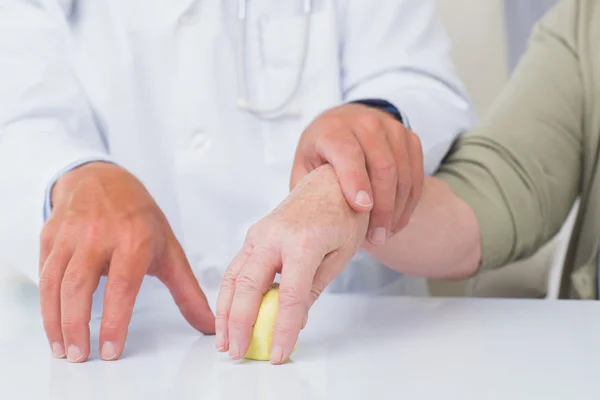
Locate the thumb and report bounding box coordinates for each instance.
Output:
[335,162,374,214]
[158,242,216,334]
[317,139,373,214]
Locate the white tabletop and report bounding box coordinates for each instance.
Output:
[1,276,599,400]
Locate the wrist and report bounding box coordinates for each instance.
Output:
[51,161,116,207]
[348,99,409,129]
[293,164,370,241]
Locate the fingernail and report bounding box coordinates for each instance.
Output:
[229,339,240,359]
[355,190,373,208]
[370,228,387,245]
[101,342,117,361]
[66,345,83,363]
[216,333,227,352]
[51,342,66,359]
[270,346,284,364]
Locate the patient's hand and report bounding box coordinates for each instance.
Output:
[216,164,368,364]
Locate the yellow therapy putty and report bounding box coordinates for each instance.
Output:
[244,284,297,361]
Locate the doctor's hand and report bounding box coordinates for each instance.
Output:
[39,162,215,363]
[291,103,423,247]
[216,164,368,364]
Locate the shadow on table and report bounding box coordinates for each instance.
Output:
[171,336,325,400]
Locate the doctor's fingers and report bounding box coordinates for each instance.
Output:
[314,130,374,214]
[353,121,399,246]
[99,246,151,361]
[391,131,423,235]
[39,241,73,359]
[157,240,215,336]
[59,246,106,363]
[39,218,61,275]
[226,248,279,360]
[270,251,324,365]
[370,121,412,237]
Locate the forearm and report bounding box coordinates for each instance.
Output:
[363,177,481,279]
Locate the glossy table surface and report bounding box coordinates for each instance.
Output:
[1,273,599,400]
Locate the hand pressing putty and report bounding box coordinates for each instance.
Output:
[244,284,297,361]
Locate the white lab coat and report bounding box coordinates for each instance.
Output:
[0,0,475,297]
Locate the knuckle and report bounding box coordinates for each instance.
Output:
[278,286,306,309]
[247,225,279,249]
[310,283,325,303]
[373,159,398,180]
[317,130,341,150]
[108,277,135,299]
[409,132,423,152]
[62,211,84,232]
[83,218,107,243]
[221,270,238,290]
[295,236,320,252]
[215,310,229,321]
[245,223,262,241]
[372,160,397,181]
[359,113,382,133]
[119,229,149,255]
[61,319,84,337]
[101,307,131,332]
[60,270,87,296]
[341,142,364,162]
[118,216,159,255]
[228,315,253,331]
[282,231,323,258]
[318,132,364,163]
[396,175,412,194]
[40,228,56,254]
[321,115,346,132]
[289,229,318,247]
[234,274,262,295]
[253,242,278,257]
[39,269,61,294]
[272,325,298,337]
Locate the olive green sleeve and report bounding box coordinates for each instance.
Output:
[435,0,584,271]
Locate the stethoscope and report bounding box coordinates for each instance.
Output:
[236,0,313,119]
